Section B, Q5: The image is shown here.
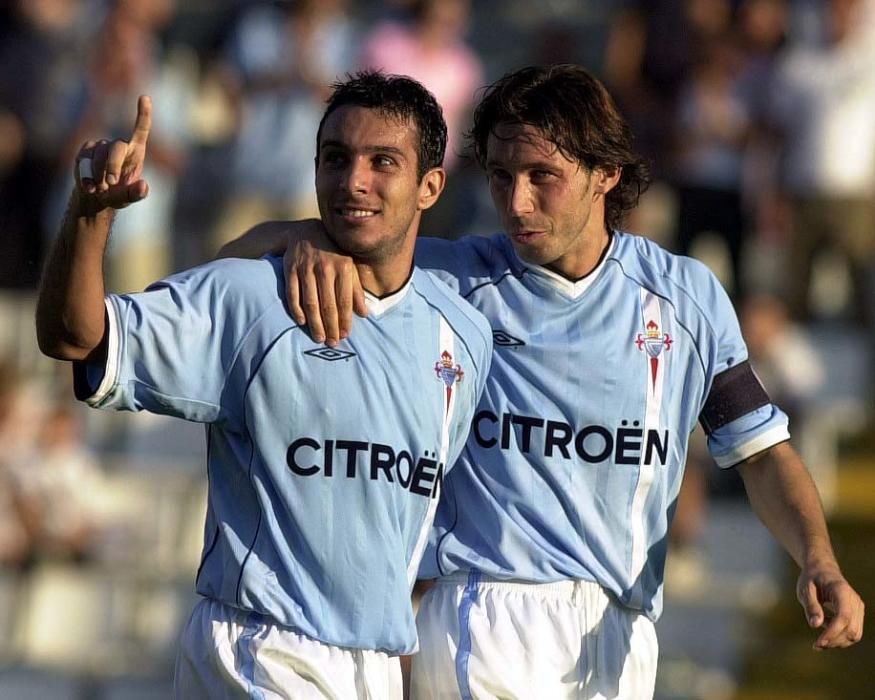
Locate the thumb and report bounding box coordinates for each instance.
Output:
[799,579,824,627]
[100,179,149,210]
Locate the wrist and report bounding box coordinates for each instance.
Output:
[801,541,838,572]
[70,188,114,222]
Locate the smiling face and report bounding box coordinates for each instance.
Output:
[315,105,443,272]
[486,122,619,280]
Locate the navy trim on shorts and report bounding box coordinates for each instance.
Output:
[238,612,266,700]
[455,569,481,700]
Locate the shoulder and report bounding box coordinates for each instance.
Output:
[142,255,286,319]
[414,234,518,294]
[609,232,726,309]
[410,268,493,357]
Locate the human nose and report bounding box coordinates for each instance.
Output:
[341,157,370,194]
[508,177,534,216]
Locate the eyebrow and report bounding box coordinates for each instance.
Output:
[485,158,559,171]
[320,140,407,159]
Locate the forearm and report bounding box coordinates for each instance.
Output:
[215,220,304,259]
[35,190,113,361]
[737,441,835,569]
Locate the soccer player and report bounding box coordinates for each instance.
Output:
[220,65,864,699]
[35,73,493,699]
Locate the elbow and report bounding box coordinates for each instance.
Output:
[35,331,90,362]
[35,314,98,362]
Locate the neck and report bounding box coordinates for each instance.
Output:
[355,259,414,298]
[546,223,612,282]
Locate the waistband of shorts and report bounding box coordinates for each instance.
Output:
[430,572,607,597]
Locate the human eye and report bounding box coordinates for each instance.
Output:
[487,168,511,185]
[321,149,347,168]
[530,169,556,183]
[373,153,397,169]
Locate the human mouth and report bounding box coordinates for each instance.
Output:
[336,206,379,220]
[511,229,546,244]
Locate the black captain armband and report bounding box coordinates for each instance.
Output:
[699,360,771,435]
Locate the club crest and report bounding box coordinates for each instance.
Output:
[635,320,672,387]
[435,350,464,388]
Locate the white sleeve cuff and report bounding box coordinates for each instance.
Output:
[85,297,122,406]
[713,424,791,468]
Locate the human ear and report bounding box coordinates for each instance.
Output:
[417,167,447,210]
[594,165,622,195]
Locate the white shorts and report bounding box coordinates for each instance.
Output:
[175,597,402,699]
[411,573,658,700]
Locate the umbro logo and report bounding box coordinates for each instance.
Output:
[492,330,525,347]
[304,348,357,362]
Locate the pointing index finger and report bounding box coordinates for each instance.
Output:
[130,95,152,147]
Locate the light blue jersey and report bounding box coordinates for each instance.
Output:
[75,255,492,654]
[415,232,789,620]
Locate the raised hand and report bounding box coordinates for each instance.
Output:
[74,95,152,212]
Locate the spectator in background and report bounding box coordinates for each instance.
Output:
[359,0,483,238]
[765,0,875,328]
[0,357,104,568]
[671,32,752,299]
[8,401,105,564]
[212,0,358,250]
[0,0,93,288]
[0,358,34,567]
[735,0,791,282]
[603,0,734,242]
[740,292,836,508]
[360,0,482,171]
[47,0,192,293]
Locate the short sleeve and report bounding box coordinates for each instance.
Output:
[74,258,282,427]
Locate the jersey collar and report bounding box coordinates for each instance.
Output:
[513,233,616,299]
[363,272,414,317]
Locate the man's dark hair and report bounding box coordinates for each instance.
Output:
[316,71,448,180]
[470,64,652,231]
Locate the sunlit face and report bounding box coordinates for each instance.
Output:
[486,122,615,279]
[316,106,436,265]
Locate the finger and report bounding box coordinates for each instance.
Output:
[75,141,98,192]
[130,95,152,147]
[284,247,305,325]
[99,179,149,210]
[336,263,356,339]
[798,579,824,628]
[104,139,128,187]
[316,262,340,346]
[91,140,111,193]
[815,610,851,649]
[300,264,326,343]
[816,593,864,648]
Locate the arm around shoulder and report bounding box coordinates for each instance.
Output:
[214,219,304,259]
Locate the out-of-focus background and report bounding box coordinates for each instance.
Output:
[1,0,873,698]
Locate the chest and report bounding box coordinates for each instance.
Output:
[474,278,706,431]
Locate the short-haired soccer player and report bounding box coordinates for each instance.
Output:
[35,72,493,699]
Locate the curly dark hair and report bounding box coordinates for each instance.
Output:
[470,64,651,231]
[316,71,448,181]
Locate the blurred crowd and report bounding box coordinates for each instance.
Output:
[4,1,873,428]
[2,0,875,316]
[1,0,874,684]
